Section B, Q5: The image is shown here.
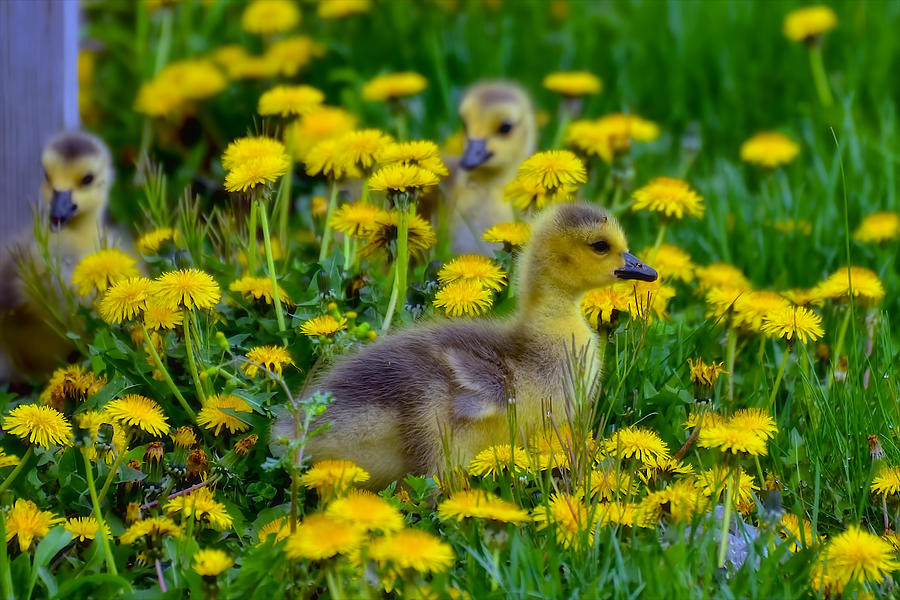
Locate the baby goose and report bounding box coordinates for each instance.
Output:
[449,81,537,254]
[277,202,656,489]
[0,131,114,381]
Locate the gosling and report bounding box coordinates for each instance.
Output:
[449,81,536,255]
[276,202,657,489]
[0,132,115,381]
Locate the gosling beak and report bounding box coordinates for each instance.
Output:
[49,190,77,231]
[459,138,493,170]
[615,252,658,282]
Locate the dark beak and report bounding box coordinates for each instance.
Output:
[49,190,77,231]
[459,138,493,170]
[615,252,657,282]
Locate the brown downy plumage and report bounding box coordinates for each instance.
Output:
[275,202,657,489]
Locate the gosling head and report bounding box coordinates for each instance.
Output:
[41,132,112,231]
[523,203,657,299]
[458,81,536,174]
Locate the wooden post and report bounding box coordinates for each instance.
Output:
[0,0,79,242]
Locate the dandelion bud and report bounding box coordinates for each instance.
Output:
[834,355,849,383]
[687,358,725,402]
[215,331,229,351]
[125,459,144,494]
[234,434,258,457]
[327,301,338,311]
[144,441,165,481]
[311,195,328,217]
[345,311,357,319]
[367,330,378,341]
[125,501,142,525]
[187,448,210,480]
[172,426,197,450]
[869,434,885,462]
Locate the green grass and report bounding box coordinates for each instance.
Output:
[2,0,900,598]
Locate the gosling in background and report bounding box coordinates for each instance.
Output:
[0,132,115,381]
[275,202,657,489]
[449,81,536,255]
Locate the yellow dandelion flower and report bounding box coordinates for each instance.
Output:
[438,255,507,291]
[635,478,705,526]
[286,106,357,161]
[730,408,778,439]
[241,0,300,35]
[778,513,817,552]
[362,72,428,102]
[596,501,640,528]
[604,426,670,463]
[368,163,440,193]
[433,280,494,317]
[225,154,290,192]
[156,60,226,102]
[258,517,291,545]
[638,244,694,283]
[258,84,324,117]
[264,35,325,78]
[733,290,792,332]
[299,314,347,337]
[504,176,576,211]
[565,113,658,162]
[482,222,531,247]
[99,276,153,324]
[300,459,370,494]
[318,0,371,19]
[532,493,594,548]
[695,263,752,292]
[739,132,801,169]
[683,408,726,430]
[229,276,292,306]
[377,140,449,177]
[119,516,182,545]
[0,449,19,469]
[326,490,405,532]
[542,70,602,96]
[137,227,177,255]
[359,211,436,259]
[581,286,632,327]
[76,410,127,463]
[164,487,233,530]
[698,466,758,514]
[632,177,704,220]
[5,499,63,552]
[39,365,106,409]
[641,456,695,482]
[193,548,234,577]
[438,490,530,524]
[3,404,72,448]
[467,444,530,477]
[527,425,598,471]
[814,266,886,305]
[369,529,455,573]
[517,150,587,189]
[328,202,382,236]
[222,136,288,172]
[64,516,110,542]
[153,268,222,311]
[171,426,197,449]
[304,137,360,180]
[135,79,183,117]
[338,129,394,171]
[102,394,171,436]
[618,278,675,322]
[196,394,253,435]
[687,358,726,388]
[872,465,900,496]
[143,301,183,330]
[823,525,900,592]
[760,305,824,344]
[698,424,768,456]
[783,5,837,42]
[71,249,139,296]
[588,469,639,501]
[855,211,900,244]
[241,345,295,378]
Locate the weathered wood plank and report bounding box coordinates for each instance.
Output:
[0,0,79,242]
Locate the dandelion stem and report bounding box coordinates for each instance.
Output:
[718,466,735,568]
[257,198,288,341]
[81,448,117,576]
[808,45,833,107]
[247,198,259,274]
[182,309,207,405]
[768,344,792,412]
[725,327,738,403]
[278,138,295,246]
[97,443,131,506]
[318,180,339,262]
[381,260,400,332]
[651,221,668,256]
[0,507,9,600]
[396,206,411,314]
[290,470,300,534]
[830,304,853,388]
[0,446,33,496]
[141,322,196,420]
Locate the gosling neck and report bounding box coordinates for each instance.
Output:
[514,276,594,350]
[51,205,105,256]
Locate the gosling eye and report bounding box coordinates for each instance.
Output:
[497,121,513,135]
[590,240,610,253]
[81,173,95,186]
